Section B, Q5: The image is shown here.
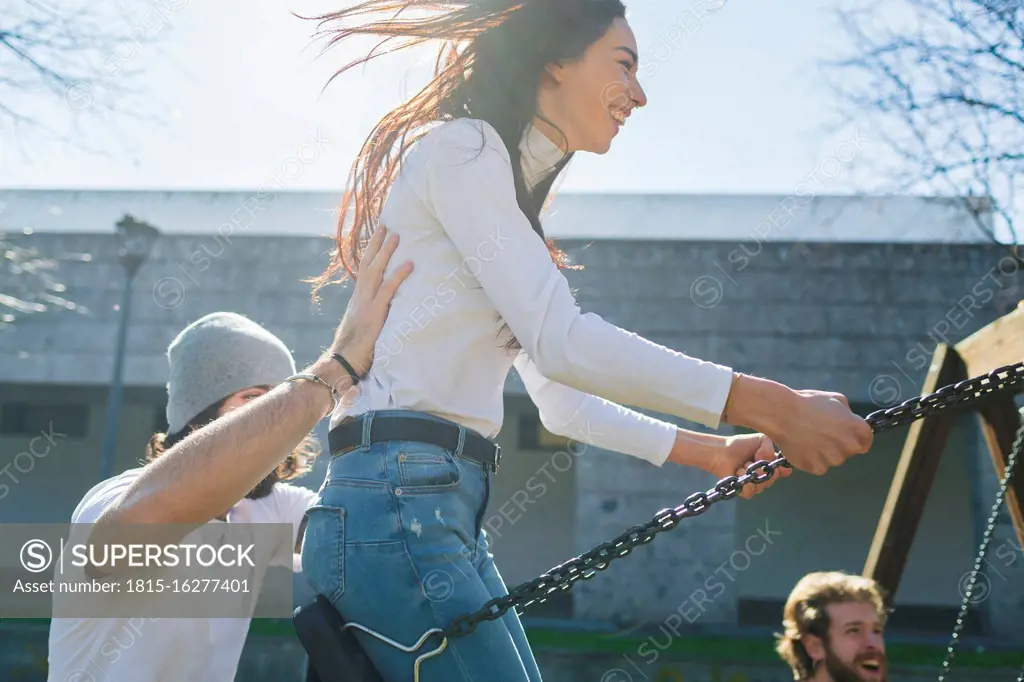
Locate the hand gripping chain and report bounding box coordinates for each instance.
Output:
[437,362,1024,642]
[380,362,1024,680]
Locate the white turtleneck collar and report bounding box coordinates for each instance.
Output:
[519,123,567,192]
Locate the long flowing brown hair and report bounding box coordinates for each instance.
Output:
[305,0,625,298]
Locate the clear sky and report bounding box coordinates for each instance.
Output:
[1,0,882,197]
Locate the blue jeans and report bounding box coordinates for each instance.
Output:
[300,410,544,682]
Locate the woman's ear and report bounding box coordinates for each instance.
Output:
[544,59,568,85]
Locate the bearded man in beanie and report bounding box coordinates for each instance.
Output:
[46,228,412,682]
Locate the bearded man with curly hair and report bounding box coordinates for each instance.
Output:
[776,571,890,682]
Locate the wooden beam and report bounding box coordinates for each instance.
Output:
[863,302,1022,601]
[863,345,968,600]
[957,299,1024,549]
[956,301,1024,376]
[976,396,1024,552]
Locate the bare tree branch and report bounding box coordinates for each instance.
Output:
[823,0,1023,244]
[0,0,187,159]
[0,230,92,329]
[0,0,186,326]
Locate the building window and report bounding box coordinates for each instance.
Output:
[152,406,169,435]
[0,403,90,438]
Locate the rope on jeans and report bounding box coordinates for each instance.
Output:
[429,362,1024,645]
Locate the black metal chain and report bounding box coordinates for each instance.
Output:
[937,406,1024,682]
[438,361,1024,641]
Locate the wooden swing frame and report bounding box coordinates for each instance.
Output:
[863,301,1024,600]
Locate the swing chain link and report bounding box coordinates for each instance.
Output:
[938,405,1024,682]
[439,362,1024,641]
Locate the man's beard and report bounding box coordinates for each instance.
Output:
[245,471,279,500]
[823,647,887,682]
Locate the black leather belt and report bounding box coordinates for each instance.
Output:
[328,414,501,472]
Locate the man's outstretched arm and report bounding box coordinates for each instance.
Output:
[95,227,412,528]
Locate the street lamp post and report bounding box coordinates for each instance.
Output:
[99,214,160,481]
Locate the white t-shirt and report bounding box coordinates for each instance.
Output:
[46,467,317,682]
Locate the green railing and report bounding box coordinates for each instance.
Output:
[241,619,1023,670]
[7,618,1023,670]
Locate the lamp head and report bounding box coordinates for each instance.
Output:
[115,214,160,275]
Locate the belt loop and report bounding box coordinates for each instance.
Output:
[454,424,466,459]
[360,412,375,451]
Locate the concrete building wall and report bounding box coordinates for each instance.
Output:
[3,232,1018,403]
[0,384,164,523]
[1,186,1021,676]
[0,188,993,242]
[557,237,1019,637]
[734,414,979,608]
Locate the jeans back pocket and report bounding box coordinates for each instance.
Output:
[299,505,346,606]
[397,442,462,493]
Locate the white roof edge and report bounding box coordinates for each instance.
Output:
[0,188,999,244]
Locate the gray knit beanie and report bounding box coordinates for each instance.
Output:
[165,312,296,434]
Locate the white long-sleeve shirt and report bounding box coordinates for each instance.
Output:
[329,118,735,466]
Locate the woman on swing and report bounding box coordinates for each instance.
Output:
[301,1,874,680]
